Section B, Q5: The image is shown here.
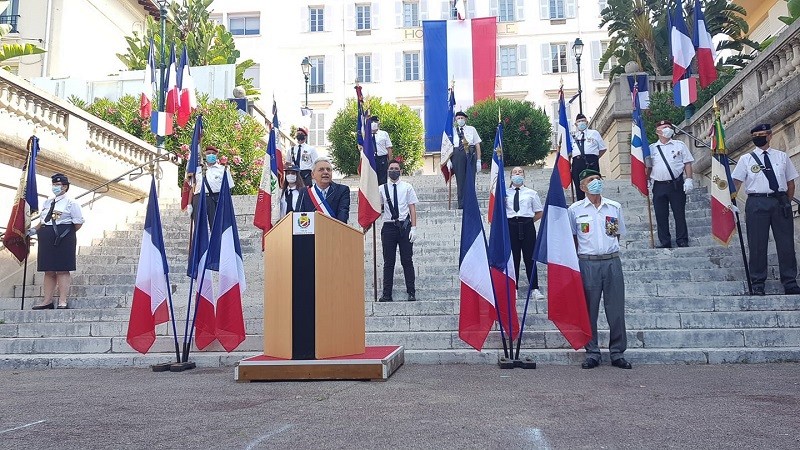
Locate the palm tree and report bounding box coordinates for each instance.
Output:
[0,24,46,65]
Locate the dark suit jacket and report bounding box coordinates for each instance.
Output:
[299,182,351,223]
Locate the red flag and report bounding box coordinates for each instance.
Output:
[177,46,197,128]
[3,136,39,264]
[140,39,155,120]
[165,45,180,115]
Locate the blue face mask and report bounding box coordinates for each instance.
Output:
[587,179,603,195]
[51,185,62,196]
[511,175,524,185]
[206,154,217,164]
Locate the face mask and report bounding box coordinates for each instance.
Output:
[752,136,768,148]
[371,123,379,132]
[587,179,604,195]
[285,174,297,183]
[511,175,524,185]
[51,186,62,196]
[388,170,401,181]
[456,118,466,127]
[661,128,674,139]
[206,154,217,164]
[577,122,588,131]
[297,135,306,142]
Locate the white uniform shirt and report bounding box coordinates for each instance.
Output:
[648,139,694,181]
[731,147,799,194]
[373,129,392,156]
[194,164,235,194]
[287,143,319,171]
[568,197,626,256]
[379,180,418,222]
[453,125,482,146]
[505,185,543,218]
[571,129,607,156]
[41,195,85,226]
[279,186,304,217]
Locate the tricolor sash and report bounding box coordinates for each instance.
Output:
[308,185,334,217]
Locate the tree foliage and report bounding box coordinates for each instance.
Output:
[0,24,46,64]
[328,97,425,175]
[464,98,552,168]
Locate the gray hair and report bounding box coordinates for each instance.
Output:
[313,158,332,169]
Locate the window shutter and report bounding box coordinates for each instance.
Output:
[323,5,330,31]
[567,44,576,73]
[396,1,403,27]
[468,0,476,18]
[347,3,355,30]
[539,0,549,19]
[518,44,527,75]
[516,0,525,21]
[346,55,356,85]
[540,43,551,74]
[419,52,424,79]
[566,0,576,19]
[441,1,450,20]
[396,52,404,81]
[373,53,382,82]
[590,40,602,80]
[323,56,332,92]
[301,6,309,32]
[496,45,501,76]
[420,0,429,20]
[372,3,380,29]
[490,0,498,18]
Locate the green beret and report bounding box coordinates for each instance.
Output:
[579,169,602,181]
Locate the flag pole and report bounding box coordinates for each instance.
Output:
[372,225,378,302]
[514,268,536,360]
[733,210,753,295]
[646,194,655,248]
[20,243,29,310]
[163,269,181,363]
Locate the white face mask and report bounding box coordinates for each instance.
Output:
[661,128,674,139]
[286,174,297,183]
[371,122,379,132]
[456,118,466,127]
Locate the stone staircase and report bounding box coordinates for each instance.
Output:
[2,169,799,368]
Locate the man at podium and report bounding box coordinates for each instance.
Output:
[300,158,351,223]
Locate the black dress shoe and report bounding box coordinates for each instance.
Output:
[752,286,765,296]
[378,296,393,302]
[32,302,55,310]
[676,242,689,248]
[612,358,633,369]
[581,358,600,369]
[655,243,672,249]
[407,293,416,302]
[784,286,800,295]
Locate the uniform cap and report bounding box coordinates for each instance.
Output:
[296,127,309,137]
[656,120,672,128]
[575,113,587,121]
[750,123,771,134]
[205,145,219,154]
[51,173,69,184]
[284,162,300,172]
[455,111,468,118]
[579,169,603,181]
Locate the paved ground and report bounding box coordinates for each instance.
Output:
[0,363,798,449]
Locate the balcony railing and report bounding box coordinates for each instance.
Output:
[0,14,19,33]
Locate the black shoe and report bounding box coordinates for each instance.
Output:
[612,358,633,369]
[676,242,689,248]
[407,293,416,302]
[784,286,800,295]
[655,243,672,249]
[57,302,69,309]
[378,296,393,302]
[581,358,600,369]
[752,286,765,296]
[32,302,55,310]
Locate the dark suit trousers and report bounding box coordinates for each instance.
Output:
[382,222,415,298]
[192,192,219,229]
[508,217,538,289]
[652,179,688,247]
[376,155,388,186]
[451,148,469,209]
[745,196,799,289]
[570,154,599,201]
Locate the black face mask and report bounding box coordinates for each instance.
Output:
[752,136,768,148]
[297,135,306,142]
[388,170,401,181]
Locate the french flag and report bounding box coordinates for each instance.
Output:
[556,87,573,189]
[487,122,502,223]
[2,136,39,264]
[126,178,171,354]
[458,152,496,351]
[205,172,247,352]
[189,181,215,350]
[356,87,381,229]
[631,82,651,197]
[181,116,202,212]
[710,103,736,245]
[487,141,519,342]
[177,45,197,128]
[693,0,718,88]
[140,39,155,120]
[533,168,592,350]
[422,17,496,151]
[150,111,173,136]
[670,4,697,106]
[626,73,650,110]
[165,44,180,115]
[253,107,278,243]
[439,88,456,183]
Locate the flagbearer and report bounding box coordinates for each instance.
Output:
[299,158,351,223]
[731,124,800,296]
[506,167,544,299]
[568,169,631,369]
[371,116,393,186]
[288,127,319,188]
[192,146,234,228]
[378,160,418,302]
[452,111,482,209]
[571,114,607,201]
[647,120,695,248]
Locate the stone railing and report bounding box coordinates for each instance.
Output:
[0,70,178,202]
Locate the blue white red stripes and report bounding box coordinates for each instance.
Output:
[356,86,381,228]
[177,46,196,128]
[2,136,39,263]
[165,44,180,115]
[140,39,155,120]
[710,104,736,245]
[309,185,335,217]
[670,4,697,106]
[439,88,456,183]
[150,111,174,136]
[693,0,717,88]
[189,181,215,350]
[556,87,573,189]
[487,123,502,223]
[631,82,650,197]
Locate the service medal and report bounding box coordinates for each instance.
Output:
[751,164,762,173]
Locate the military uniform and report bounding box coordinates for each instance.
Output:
[193,163,234,228]
[570,125,607,201]
[505,184,543,290]
[37,179,84,272]
[288,142,319,188]
[373,128,393,186]
[648,131,694,248]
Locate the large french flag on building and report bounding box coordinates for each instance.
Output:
[356,86,381,228]
[693,0,718,88]
[2,136,39,264]
[710,102,736,245]
[458,152,496,351]
[189,181,215,350]
[631,82,651,197]
[127,178,171,354]
[422,18,496,151]
[670,4,697,106]
[556,87,573,189]
[205,172,247,352]
[533,168,592,350]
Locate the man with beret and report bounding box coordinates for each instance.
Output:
[571,113,607,201]
[451,111,482,209]
[731,124,800,295]
[371,116,393,186]
[568,169,631,369]
[192,145,234,228]
[287,127,319,188]
[647,119,695,248]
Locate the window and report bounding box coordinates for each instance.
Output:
[550,43,568,73]
[310,6,324,32]
[309,56,325,93]
[591,41,617,80]
[229,15,260,36]
[356,4,371,30]
[403,52,420,81]
[0,0,19,33]
[244,64,260,89]
[403,1,420,27]
[498,0,515,22]
[309,113,326,146]
[357,54,372,83]
[499,46,517,76]
[549,0,565,19]
[551,100,572,146]
[539,0,575,20]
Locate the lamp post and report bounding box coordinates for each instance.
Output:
[301,57,312,108]
[155,0,169,191]
[572,37,584,115]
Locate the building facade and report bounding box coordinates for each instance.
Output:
[733,0,789,45]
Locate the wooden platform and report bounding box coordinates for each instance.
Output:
[234,346,404,382]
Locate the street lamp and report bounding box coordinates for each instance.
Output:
[572,37,584,115]
[301,57,312,108]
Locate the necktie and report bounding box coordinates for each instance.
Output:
[391,183,400,220]
[294,145,301,166]
[762,151,780,193]
[286,189,294,212]
[513,188,520,213]
[44,200,57,224]
[459,127,467,148]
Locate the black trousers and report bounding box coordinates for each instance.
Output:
[376,155,389,186]
[508,217,538,289]
[381,222,415,298]
[571,154,599,201]
[299,170,312,189]
[652,178,688,247]
[192,192,219,229]
[745,196,798,289]
[451,147,474,209]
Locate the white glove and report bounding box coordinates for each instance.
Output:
[647,179,653,192]
[27,227,37,237]
[185,204,193,216]
[447,160,452,171]
[476,160,481,173]
[408,226,417,243]
[683,178,694,193]
[728,204,740,214]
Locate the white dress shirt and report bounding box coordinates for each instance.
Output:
[41,194,85,226]
[568,197,626,256]
[731,147,799,194]
[194,164,235,194]
[648,139,694,181]
[571,129,607,156]
[286,143,319,171]
[453,125,482,147]
[505,185,543,218]
[373,129,392,156]
[379,180,418,222]
[279,186,304,217]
